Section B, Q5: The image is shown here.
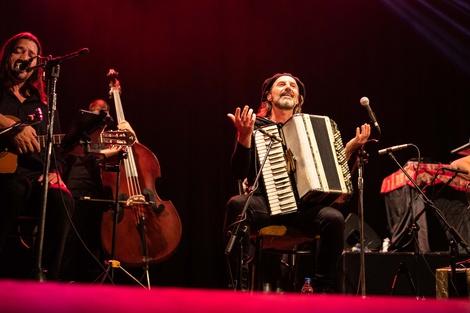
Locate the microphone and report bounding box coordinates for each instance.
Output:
[360,97,381,134]
[77,47,90,55]
[378,143,413,155]
[14,58,35,74]
[48,48,90,65]
[441,167,469,175]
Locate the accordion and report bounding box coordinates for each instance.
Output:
[254,114,354,216]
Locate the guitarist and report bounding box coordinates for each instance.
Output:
[0,32,75,280]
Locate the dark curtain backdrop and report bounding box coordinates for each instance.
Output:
[1,0,469,289]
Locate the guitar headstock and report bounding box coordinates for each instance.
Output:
[107,69,121,96]
[100,130,136,146]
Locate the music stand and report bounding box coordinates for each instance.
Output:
[61,109,111,151]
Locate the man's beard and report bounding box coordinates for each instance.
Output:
[273,96,296,110]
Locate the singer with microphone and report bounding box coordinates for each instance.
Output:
[224,73,370,293]
[0,32,75,280]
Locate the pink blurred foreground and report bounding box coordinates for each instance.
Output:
[1,279,469,312]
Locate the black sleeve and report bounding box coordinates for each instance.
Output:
[230,141,253,180]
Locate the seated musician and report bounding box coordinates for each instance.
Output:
[59,99,137,282]
[62,99,138,202]
[224,73,370,292]
[0,32,75,280]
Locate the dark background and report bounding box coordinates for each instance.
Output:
[1,0,469,289]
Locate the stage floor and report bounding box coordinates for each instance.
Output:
[0,279,468,313]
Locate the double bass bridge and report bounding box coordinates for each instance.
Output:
[125,194,147,207]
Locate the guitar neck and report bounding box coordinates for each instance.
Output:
[36,134,65,147]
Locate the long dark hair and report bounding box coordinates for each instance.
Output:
[0,32,46,103]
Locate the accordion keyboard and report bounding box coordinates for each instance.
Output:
[254,124,298,216]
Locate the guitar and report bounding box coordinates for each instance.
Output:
[0,115,136,173]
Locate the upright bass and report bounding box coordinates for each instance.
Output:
[101,69,182,267]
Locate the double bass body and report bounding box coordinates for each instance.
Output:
[100,69,182,267]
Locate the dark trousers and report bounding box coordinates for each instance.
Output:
[59,154,106,282]
[59,199,104,282]
[0,173,75,280]
[224,193,345,290]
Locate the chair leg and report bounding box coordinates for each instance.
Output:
[251,235,263,291]
[290,254,301,292]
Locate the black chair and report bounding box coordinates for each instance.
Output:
[237,180,318,292]
[8,213,38,249]
[250,225,318,292]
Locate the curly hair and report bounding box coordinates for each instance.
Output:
[0,32,46,104]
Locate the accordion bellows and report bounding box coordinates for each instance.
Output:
[254,114,354,216]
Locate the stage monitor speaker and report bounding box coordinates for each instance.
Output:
[336,251,467,297]
[344,213,382,251]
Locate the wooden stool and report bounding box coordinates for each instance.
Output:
[251,225,318,292]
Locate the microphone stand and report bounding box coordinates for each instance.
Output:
[225,128,280,290]
[33,60,60,281]
[356,146,368,297]
[88,148,152,289]
[385,152,470,297]
[32,49,89,281]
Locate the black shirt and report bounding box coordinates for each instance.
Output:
[0,88,64,182]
